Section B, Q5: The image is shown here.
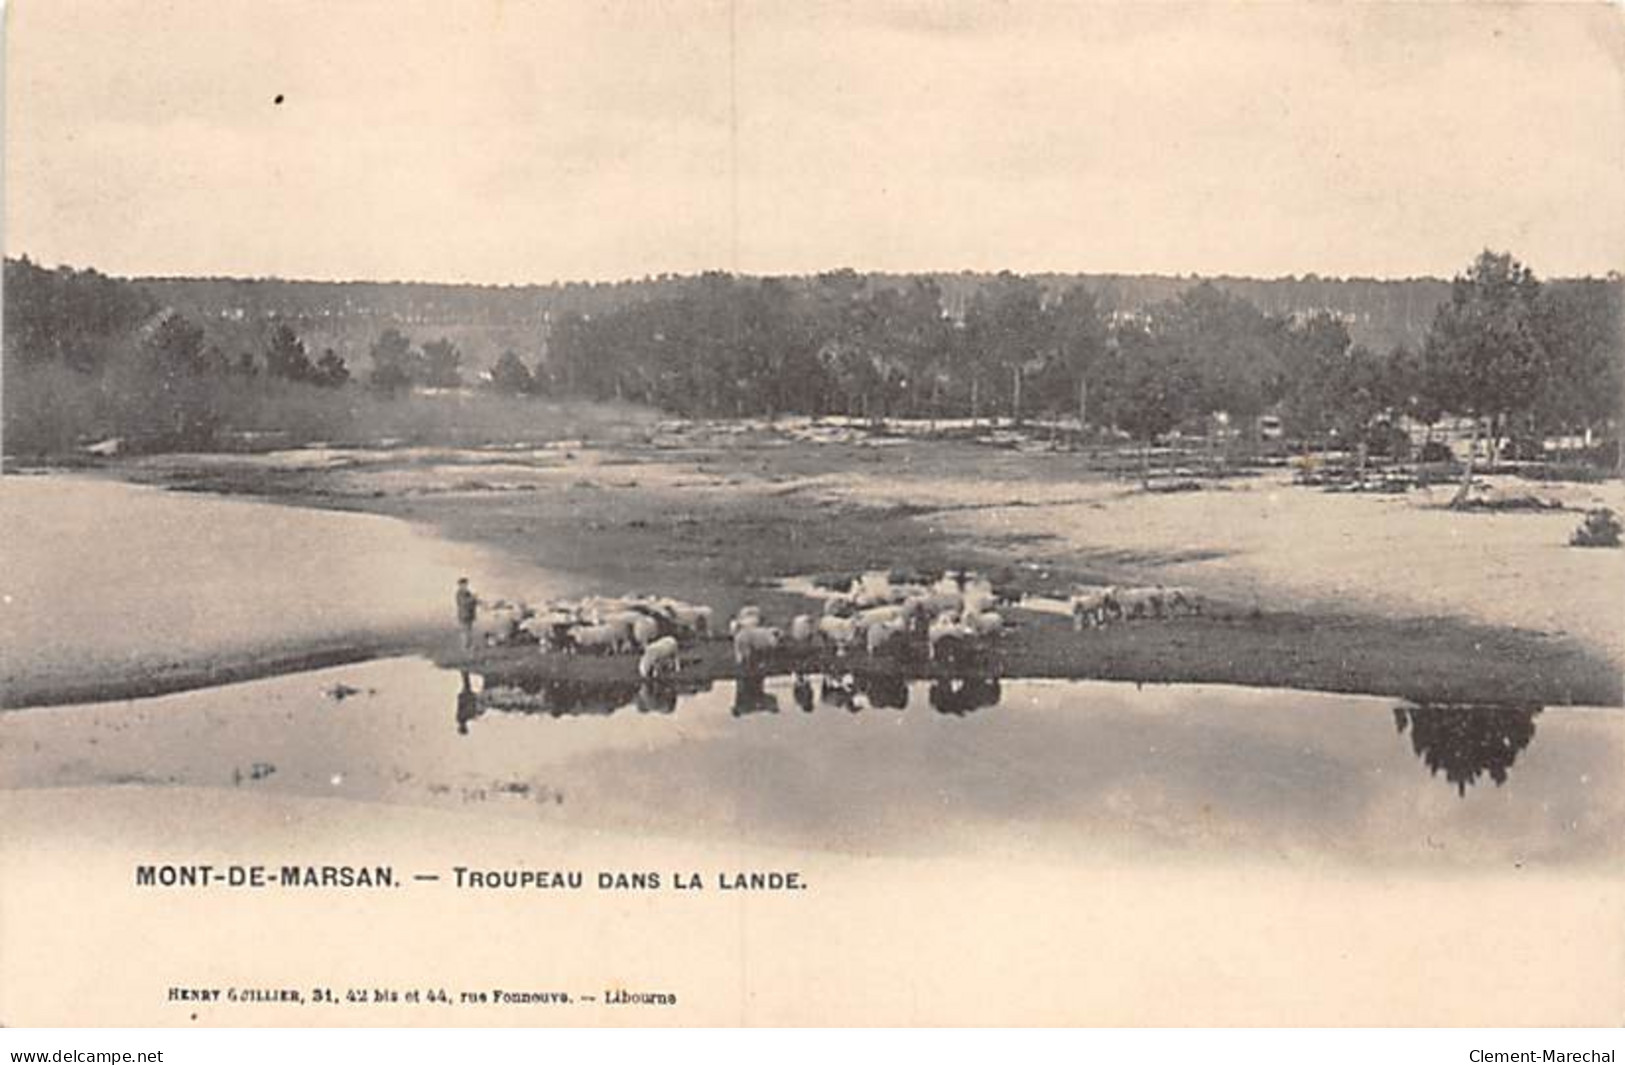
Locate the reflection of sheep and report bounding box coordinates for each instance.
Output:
[819,673,859,712]
[865,618,908,657]
[635,682,678,714]
[928,614,975,662]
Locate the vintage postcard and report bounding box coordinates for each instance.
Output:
[2,0,1621,1027]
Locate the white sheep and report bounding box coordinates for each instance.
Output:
[787,614,816,646]
[729,606,762,636]
[966,610,1003,638]
[1117,586,1166,620]
[638,636,681,679]
[1070,587,1119,630]
[733,625,782,668]
[630,614,662,648]
[817,615,860,656]
[571,623,626,655]
[1164,586,1205,616]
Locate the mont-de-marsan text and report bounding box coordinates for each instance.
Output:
[136,864,397,888]
[133,865,807,892]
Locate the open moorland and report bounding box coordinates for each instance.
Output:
[8,418,1619,710]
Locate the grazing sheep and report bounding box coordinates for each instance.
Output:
[1070,587,1120,630]
[787,614,817,646]
[474,603,524,646]
[823,594,858,618]
[1117,586,1167,620]
[538,624,579,654]
[581,596,634,623]
[966,610,1004,638]
[638,636,681,679]
[572,623,628,655]
[1164,586,1205,616]
[960,576,996,612]
[630,614,662,648]
[856,604,906,631]
[853,571,895,608]
[602,609,645,632]
[733,625,782,668]
[817,615,860,657]
[865,617,908,657]
[928,614,976,662]
[891,582,930,602]
[729,606,763,637]
[657,601,712,641]
[519,613,580,651]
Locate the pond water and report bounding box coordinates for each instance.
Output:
[1,657,1618,867]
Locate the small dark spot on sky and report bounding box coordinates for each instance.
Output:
[274,94,285,105]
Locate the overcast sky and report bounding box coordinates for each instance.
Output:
[6,0,1623,283]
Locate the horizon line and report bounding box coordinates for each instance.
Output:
[10,252,1624,291]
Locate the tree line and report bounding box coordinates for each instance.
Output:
[536,255,1620,459]
[4,253,1619,469]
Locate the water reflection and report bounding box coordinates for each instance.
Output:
[857,672,909,711]
[819,674,859,712]
[635,681,679,715]
[7,656,1619,864]
[929,676,1003,716]
[456,671,483,734]
[732,674,780,717]
[460,673,1543,804]
[467,673,712,728]
[465,668,1013,723]
[1393,702,1542,796]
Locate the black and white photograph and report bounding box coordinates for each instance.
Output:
[1,0,1622,1031]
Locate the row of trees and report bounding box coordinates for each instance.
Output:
[5,254,1620,474]
[532,256,1620,464]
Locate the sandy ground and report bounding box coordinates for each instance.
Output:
[1,785,1620,1026]
[6,434,1621,706]
[813,467,1625,668]
[0,474,560,706]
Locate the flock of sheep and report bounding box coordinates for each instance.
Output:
[468,569,1207,682]
[1068,584,1205,629]
[728,569,1010,671]
[470,593,714,678]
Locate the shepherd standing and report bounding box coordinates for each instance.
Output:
[455,577,478,650]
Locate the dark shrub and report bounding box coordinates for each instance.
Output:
[1418,440,1455,464]
[1570,508,1622,548]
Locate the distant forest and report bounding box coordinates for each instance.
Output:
[135,269,1459,373]
[4,255,1620,470]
